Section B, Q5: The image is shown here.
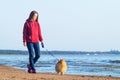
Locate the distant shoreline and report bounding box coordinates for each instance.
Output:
[0,49,120,55]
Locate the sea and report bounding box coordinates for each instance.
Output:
[0,51,120,77]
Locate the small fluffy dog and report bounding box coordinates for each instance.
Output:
[55,59,67,75]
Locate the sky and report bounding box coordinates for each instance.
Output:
[0,0,120,51]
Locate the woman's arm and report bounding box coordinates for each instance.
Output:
[23,23,27,46]
[38,23,43,42]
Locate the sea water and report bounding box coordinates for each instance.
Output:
[0,53,120,77]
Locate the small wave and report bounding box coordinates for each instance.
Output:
[94,54,98,55]
[110,60,120,63]
[86,54,90,55]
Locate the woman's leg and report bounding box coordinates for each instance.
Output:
[33,42,40,64]
[27,42,35,69]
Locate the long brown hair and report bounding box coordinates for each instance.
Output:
[28,10,39,22]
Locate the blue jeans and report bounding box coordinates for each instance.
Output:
[27,42,40,69]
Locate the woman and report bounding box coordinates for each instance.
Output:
[23,11,44,73]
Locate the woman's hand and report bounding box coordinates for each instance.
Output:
[41,41,44,48]
[23,42,27,47]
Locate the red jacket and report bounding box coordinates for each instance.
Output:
[23,20,43,42]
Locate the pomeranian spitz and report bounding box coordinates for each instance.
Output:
[55,59,67,75]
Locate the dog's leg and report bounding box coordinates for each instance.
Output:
[61,72,64,75]
[58,72,61,75]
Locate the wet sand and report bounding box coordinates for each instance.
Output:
[0,65,120,80]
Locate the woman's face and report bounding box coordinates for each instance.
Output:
[32,13,38,21]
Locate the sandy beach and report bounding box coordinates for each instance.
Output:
[0,65,120,80]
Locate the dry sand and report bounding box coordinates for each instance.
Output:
[0,65,120,80]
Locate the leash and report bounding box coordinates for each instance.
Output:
[45,48,59,61]
[41,43,59,61]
